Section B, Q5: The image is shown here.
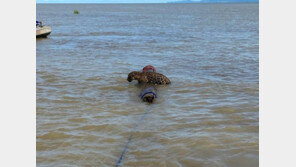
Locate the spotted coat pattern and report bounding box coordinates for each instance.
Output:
[127,71,171,85]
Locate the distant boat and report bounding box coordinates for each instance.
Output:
[36,21,51,38]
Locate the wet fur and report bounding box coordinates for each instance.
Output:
[127,71,171,85]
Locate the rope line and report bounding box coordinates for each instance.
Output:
[115,106,151,167]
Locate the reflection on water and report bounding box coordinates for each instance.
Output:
[37,3,258,167]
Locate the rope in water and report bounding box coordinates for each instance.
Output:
[115,106,151,167]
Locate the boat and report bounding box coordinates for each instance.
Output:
[36,21,51,38]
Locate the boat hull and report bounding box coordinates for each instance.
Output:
[36,26,51,38]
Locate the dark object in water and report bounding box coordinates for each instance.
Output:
[139,86,157,103]
[74,10,79,14]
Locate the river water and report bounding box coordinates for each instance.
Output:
[37,3,259,167]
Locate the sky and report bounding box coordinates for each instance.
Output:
[36,0,257,3]
[37,0,176,3]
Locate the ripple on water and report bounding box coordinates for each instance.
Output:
[37,3,258,167]
[37,131,77,140]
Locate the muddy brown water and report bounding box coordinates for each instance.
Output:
[37,3,258,167]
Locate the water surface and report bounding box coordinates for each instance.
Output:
[37,3,259,167]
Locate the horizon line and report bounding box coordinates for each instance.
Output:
[36,2,259,4]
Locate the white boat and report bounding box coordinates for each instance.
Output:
[36,21,51,38]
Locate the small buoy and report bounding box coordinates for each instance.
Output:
[143,65,156,72]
